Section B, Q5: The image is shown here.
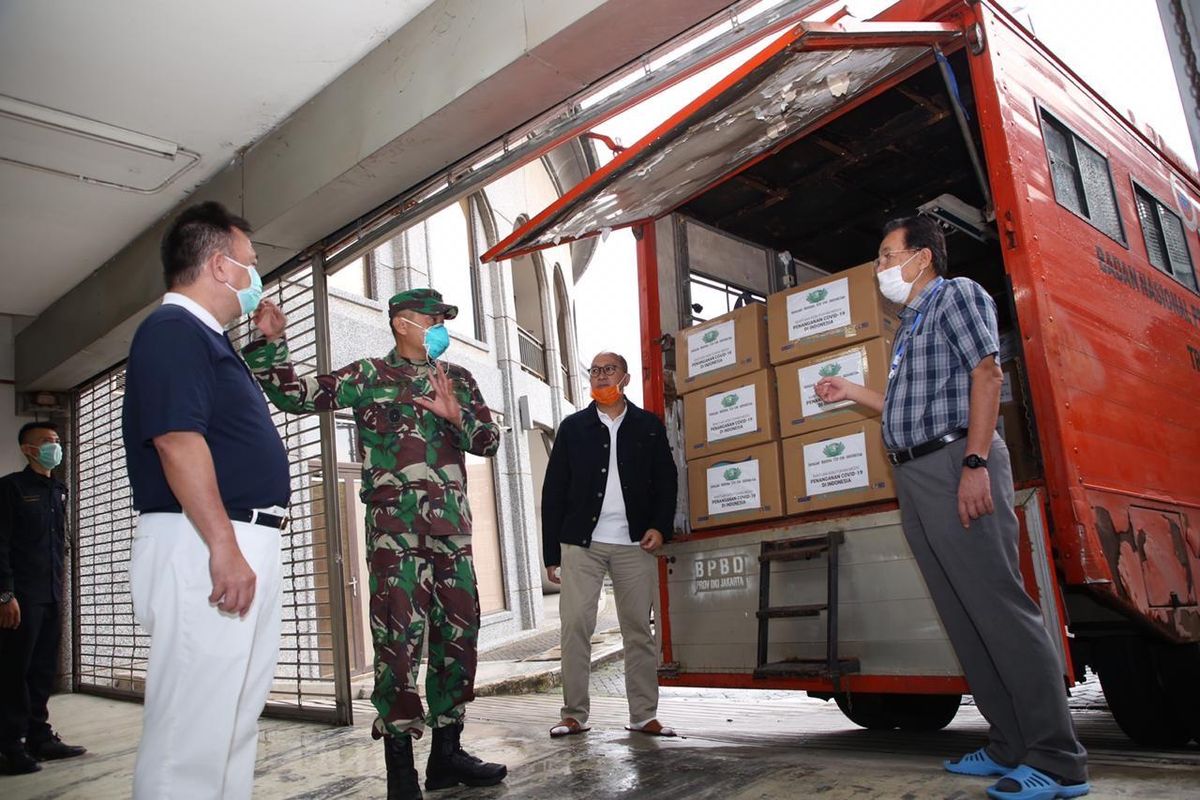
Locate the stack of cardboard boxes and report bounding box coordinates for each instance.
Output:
[678,303,784,530]
[768,262,901,515]
[679,263,902,530]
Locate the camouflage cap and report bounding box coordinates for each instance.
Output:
[388,287,458,320]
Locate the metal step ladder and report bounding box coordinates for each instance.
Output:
[754,531,859,687]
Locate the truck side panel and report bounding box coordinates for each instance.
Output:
[968,2,1200,641]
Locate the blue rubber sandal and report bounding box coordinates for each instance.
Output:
[986,765,1090,800]
[944,747,1010,777]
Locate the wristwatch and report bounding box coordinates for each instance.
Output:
[962,454,988,470]
[0,591,13,605]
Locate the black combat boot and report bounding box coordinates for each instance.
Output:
[425,722,507,790]
[384,735,422,800]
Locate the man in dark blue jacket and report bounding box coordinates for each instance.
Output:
[0,422,86,774]
[542,351,678,738]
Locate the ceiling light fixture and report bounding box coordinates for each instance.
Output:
[0,94,179,159]
[0,93,199,193]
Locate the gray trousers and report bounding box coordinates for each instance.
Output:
[559,542,659,726]
[894,433,1087,782]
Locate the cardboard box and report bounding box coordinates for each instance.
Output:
[767,262,900,364]
[775,337,892,438]
[997,361,1040,483]
[782,419,896,515]
[688,441,784,530]
[677,303,769,394]
[682,369,778,461]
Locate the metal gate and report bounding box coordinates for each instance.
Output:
[72,261,352,723]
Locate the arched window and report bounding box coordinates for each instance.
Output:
[511,230,550,382]
[426,200,482,340]
[553,265,574,403]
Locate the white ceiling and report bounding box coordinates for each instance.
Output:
[0,0,438,316]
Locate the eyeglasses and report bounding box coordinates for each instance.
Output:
[873,248,920,269]
[587,364,621,377]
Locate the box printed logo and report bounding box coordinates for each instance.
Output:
[786,277,851,341]
[689,319,738,377]
[705,383,758,443]
[818,362,842,377]
[706,458,761,515]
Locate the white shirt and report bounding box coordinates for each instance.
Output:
[591,405,638,546]
[162,292,224,334]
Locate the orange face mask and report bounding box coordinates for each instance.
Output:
[590,384,622,405]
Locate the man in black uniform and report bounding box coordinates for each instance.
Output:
[0,421,86,774]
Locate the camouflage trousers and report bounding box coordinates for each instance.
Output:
[366,524,480,740]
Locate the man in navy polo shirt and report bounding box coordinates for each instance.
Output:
[816,217,1087,800]
[122,201,290,799]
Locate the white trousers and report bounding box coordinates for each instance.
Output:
[130,513,283,800]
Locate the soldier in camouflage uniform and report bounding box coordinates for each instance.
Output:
[242,288,506,800]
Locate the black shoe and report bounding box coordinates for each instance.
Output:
[27,732,87,761]
[1,745,41,775]
[425,722,507,790]
[384,736,423,800]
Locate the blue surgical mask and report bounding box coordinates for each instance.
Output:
[34,442,62,470]
[423,323,450,360]
[223,255,264,315]
[400,317,451,361]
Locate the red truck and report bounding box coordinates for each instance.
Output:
[484,0,1200,746]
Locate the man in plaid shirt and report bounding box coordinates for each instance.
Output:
[816,217,1089,800]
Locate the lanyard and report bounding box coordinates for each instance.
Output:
[887,278,946,381]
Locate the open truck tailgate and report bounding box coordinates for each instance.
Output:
[482,19,962,264]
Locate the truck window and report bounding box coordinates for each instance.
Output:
[688,272,764,325]
[1039,107,1125,245]
[1132,182,1199,292]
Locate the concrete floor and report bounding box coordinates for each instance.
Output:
[4,687,1198,799]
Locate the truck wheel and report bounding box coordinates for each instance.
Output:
[886,693,961,731]
[833,693,961,731]
[1093,636,1192,747]
[1148,641,1200,744]
[834,693,897,730]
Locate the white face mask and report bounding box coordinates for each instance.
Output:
[876,253,925,304]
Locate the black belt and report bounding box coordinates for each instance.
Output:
[887,429,968,466]
[141,507,289,530]
[227,508,289,530]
